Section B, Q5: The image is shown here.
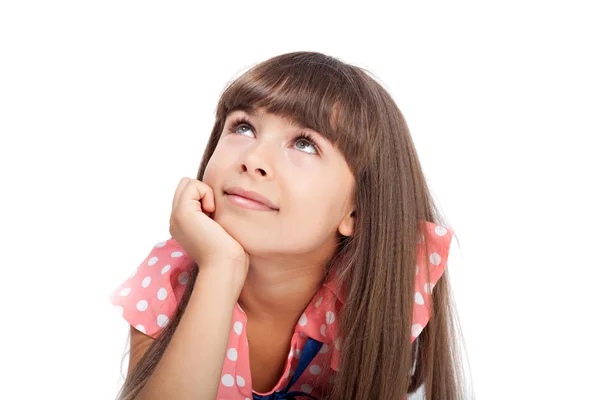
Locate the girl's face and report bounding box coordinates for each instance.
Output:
[203,107,355,258]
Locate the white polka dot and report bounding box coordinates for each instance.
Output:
[227,348,238,361]
[287,368,294,378]
[234,321,243,335]
[294,349,302,359]
[412,324,423,337]
[120,288,131,296]
[142,276,151,288]
[221,374,234,387]
[309,365,321,375]
[178,271,189,285]
[298,313,308,326]
[288,349,294,359]
[157,314,169,327]
[315,297,323,307]
[415,291,424,305]
[171,251,183,258]
[334,337,341,350]
[157,288,168,300]
[435,226,448,236]
[319,343,329,354]
[155,241,167,248]
[415,265,419,275]
[301,384,313,393]
[136,300,148,311]
[326,311,335,324]
[148,256,158,266]
[424,282,434,294]
[320,324,326,336]
[429,252,441,266]
[236,375,245,387]
[419,233,425,243]
[161,264,171,275]
[135,324,146,334]
[299,332,306,337]
[114,305,123,316]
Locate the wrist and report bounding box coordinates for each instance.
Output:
[194,263,246,301]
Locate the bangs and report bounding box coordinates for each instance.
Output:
[214,53,371,172]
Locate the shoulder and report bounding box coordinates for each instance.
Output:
[109,238,195,338]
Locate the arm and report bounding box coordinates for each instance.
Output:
[134,266,239,400]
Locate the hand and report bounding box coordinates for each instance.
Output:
[169,177,249,289]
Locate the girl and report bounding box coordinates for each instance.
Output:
[110,51,467,399]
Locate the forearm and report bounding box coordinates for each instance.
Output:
[136,267,239,400]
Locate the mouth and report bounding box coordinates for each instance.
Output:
[224,190,279,212]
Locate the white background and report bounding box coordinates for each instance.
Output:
[1,1,598,399]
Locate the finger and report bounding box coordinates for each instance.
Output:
[187,180,215,214]
[200,183,216,214]
[172,177,191,211]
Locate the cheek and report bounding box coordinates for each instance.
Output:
[275,197,338,253]
[285,184,339,228]
[283,178,351,240]
[201,143,235,184]
[201,158,220,187]
[283,148,321,169]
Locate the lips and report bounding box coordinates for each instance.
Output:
[224,186,279,210]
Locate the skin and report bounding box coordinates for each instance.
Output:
[201,107,356,391]
[129,107,356,393]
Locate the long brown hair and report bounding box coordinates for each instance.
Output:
[117,51,471,399]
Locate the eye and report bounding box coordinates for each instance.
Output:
[226,116,320,155]
[293,132,319,155]
[227,116,254,137]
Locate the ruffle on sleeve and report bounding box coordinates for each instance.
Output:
[410,221,455,342]
[109,238,194,339]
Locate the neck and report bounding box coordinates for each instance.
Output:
[238,254,328,327]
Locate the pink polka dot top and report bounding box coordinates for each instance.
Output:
[109,220,454,399]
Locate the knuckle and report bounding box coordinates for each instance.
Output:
[199,181,211,193]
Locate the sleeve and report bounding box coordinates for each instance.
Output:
[109,238,194,339]
[410,221,455,342]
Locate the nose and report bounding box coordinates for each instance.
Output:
[240,139,276,179]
